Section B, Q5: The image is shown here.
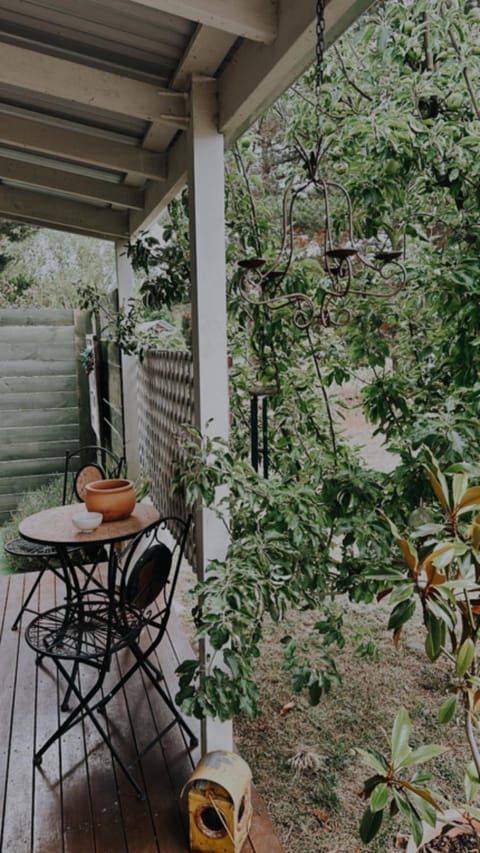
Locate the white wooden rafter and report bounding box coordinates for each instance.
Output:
[127,0,277,43]
[131,0,374,234]
[0,156,144,210]
[0,43,189,127]
[172,25,238,90]
[0,184,129,239]
[0,114,166,180]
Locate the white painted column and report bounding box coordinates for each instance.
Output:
[187,75,233,753]
[115,241,140,481]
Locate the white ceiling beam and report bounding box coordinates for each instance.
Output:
[0,185,129,239]
[126,0,277,43]
[131,0,372,233]
[0,114,166,180]
[130,134,187,234]
[172,24,237,90]
[0,156,144,209]
[0,43,189,126]
[219,0,375,143]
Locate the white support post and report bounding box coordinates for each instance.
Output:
[188,75,233,753]
[115,241,140,482]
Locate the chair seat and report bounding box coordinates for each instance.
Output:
[25,595,144,663]
[4,538,80,561]
[4,538,58,559]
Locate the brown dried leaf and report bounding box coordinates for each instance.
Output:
[312,808,331,828]
[279,700,295,716]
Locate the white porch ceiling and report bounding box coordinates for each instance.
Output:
[0,0,373,240]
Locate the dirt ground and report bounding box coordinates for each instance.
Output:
[177,398,469,853]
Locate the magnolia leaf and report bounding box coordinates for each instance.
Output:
[438,695,457,724]
[391,707,411,766]
[452,472,469,508]
[455,637,476,679]
[458,486,480,511]
[356,747,389,775]
[426,469,450,513]
[410,792,438,828]
[423,543,456,572]
[388,599,416,633]
[472,515,480,550]
[400,743,448,768]
[425,616,445,662]
[370,782,389,813]
[409,804,424,847]
[359,806,383,843]
[398,780,441,810]
[398,538,418,573]
[425,597,456,632]
[379,510,402,540]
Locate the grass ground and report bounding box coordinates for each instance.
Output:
[233,603,467,853]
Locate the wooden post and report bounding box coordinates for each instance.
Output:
[115,241,140,481]
[188,75,233,753]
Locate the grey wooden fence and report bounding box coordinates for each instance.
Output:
[0,309,89,524]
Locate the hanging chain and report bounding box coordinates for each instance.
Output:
[315,0,326,95]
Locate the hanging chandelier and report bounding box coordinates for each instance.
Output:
[238,0,407,331]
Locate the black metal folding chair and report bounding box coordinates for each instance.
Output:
[4,445,124,630]
[62,444,124,505]
[24,514,197,800]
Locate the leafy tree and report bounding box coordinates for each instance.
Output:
[129,0,480,732]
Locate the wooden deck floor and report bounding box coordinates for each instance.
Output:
[0,570,283,853]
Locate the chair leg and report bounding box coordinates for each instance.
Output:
[11,571,45,631]
[35,658,146,801]
[94,640,163,714]
[128,672,199,765]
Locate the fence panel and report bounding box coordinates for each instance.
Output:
[0,309,83,524]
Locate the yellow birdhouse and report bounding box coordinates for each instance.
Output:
[183,750,253,853]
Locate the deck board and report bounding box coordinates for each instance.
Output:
[0,570,283,853]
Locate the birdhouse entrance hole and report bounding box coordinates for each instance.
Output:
[195,805,227,838]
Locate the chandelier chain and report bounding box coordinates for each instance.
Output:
[315,0,326,129]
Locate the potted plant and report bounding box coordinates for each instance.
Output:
[358,450,480,849]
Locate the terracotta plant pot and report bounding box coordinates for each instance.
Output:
[84,479,136,522]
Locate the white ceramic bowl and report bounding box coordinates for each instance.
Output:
[72,510,103,532]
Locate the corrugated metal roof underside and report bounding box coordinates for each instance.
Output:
[0,0,195,83]
[0,84,149,140]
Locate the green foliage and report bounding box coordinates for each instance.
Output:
[2,475,64,571]
[127,191,191,311]
[362,452,480,841]
[358,708,447,844]
[173,427,389,719]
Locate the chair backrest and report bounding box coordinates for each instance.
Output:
[62,445,124,505]
[119,515,191,621]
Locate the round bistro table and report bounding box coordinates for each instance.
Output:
[18,501,161,634]
[19,502,160,550]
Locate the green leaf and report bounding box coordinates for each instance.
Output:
[359,806,383,843]
[438,695,457,724]
[400,743,448,768]
[356,748,389,775]
[453,472,469,507]
[388,598,415,633]
[425,615,446,662]
[465,761,480,805]
[391,707,411,767]
[455,637,475,678]
[410,807,424,848]
[370,782,389,813]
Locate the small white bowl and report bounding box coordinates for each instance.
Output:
[72,511,103,532]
